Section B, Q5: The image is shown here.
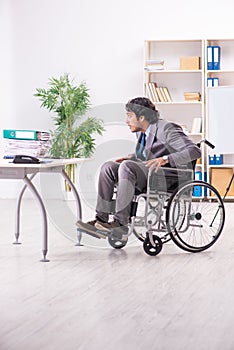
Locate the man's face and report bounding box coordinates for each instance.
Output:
[126,111,144,133]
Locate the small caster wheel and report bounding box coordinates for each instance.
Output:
[108,235,128,249]
[143,234,163,256]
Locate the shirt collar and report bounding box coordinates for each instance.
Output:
[144,124,151,139]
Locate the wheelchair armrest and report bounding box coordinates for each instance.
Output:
[147,166,194,193]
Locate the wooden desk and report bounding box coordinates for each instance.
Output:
[0,158,83,262]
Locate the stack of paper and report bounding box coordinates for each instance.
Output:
[3,129,51,158]
[144,59,165,71]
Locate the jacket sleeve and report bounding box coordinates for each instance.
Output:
[165,123,201,167]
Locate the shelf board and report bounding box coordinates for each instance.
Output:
[145,39,202,43]
[146,69,202,73]
[154,101,202,105]
[208,164,234,168]
[207,196,234,200]
[206,69,234,73]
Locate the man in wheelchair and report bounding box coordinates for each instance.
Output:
[76,97,201,240]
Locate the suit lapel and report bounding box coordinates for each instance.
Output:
[145,123,158,159]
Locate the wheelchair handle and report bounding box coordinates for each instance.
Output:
[197,139,215,149]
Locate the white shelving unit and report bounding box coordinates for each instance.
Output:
[144,38,234,199]
[144,39,205,176]
[205,39,234,198]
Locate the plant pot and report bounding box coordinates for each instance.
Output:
[64,163,76,192]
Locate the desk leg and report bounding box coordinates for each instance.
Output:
[14,173,37,245]
[61,169,83,246]
[23,175,50,262]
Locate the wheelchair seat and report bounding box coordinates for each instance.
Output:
[148,166,193,193]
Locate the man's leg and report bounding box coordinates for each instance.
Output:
[96,160,148,233]
[114,160,148,225]
[96,160,119,222]
[76,160,119,237]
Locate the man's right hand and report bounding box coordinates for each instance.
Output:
[115,157,131,163]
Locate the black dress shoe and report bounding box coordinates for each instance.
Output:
[76,220,107,239]
[95,220,128,240]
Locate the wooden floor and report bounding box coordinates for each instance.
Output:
[1,198,234,350]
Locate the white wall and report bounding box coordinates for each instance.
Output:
[1,0,234,198]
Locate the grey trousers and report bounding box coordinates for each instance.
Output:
[96,160,148,225]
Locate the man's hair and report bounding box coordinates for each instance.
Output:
[125,97,159,124]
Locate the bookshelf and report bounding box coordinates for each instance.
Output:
[144,39,205,177]
[144,39,234,199]
[205,39,234,199]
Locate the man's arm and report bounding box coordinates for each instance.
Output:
[164,123,201,167]
[145,122,201,171]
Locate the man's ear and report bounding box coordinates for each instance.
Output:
[139,115,145,122]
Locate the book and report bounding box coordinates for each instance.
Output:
[163,87,172,102]
[156,87,165,102]
[191,117,202,133]
[159,87,167,102]
[145,82,160,102]
[145,83,154,102]
[145,83,172,103]
[150,83,159,102]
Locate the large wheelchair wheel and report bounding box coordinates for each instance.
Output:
[166,180,225,253]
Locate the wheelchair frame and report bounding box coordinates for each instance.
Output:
[107,144,225,256]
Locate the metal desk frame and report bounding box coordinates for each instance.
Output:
[0,159,83,262]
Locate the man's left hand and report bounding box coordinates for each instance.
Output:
[144,157,168,172]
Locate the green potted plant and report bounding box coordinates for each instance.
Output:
[34,73,104,191]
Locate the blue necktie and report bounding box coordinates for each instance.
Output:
[137,132,146,160]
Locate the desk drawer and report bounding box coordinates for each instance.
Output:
[0,168,26,179]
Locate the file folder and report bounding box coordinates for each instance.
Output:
[3,129,37,140]
[204,171,207,196]
[209,155,216,165]
[207,46,213,70]
[215,154,223,165]
[207,78,213,87]
[213,46,221,70]
[193,171,202,197]
[3,129,50,140]
[212,77,219,87]
[207,77,219,87]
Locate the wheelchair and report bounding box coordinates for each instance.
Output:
[107,141,225,256]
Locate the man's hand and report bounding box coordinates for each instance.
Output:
[144,157,168,172]
[115,157,131,163]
